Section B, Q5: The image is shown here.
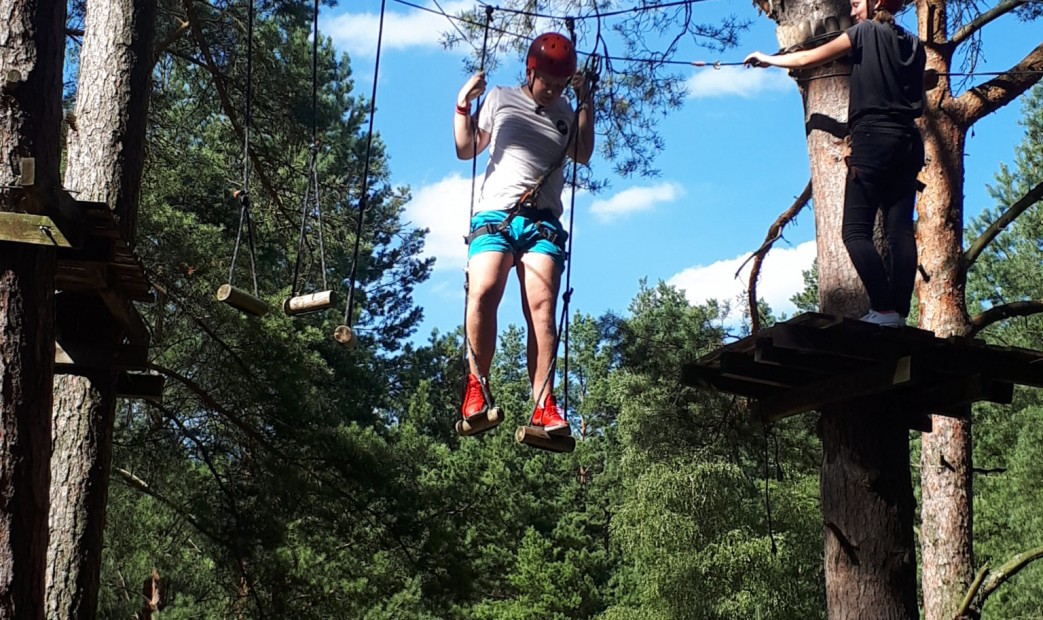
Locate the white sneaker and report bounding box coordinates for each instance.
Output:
[860,310,905,327]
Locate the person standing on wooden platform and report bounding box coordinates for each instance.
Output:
[744,0,926,327]
[454,32,596,435]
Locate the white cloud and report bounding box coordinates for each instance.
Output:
[323,1,473,59]
[589,182,684,223]
[667,240,816,321]
[686,66,795,99]
[403,173,473,272]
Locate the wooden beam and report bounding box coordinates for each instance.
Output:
[754,355,918,423]
[754,339,862,374]
[928,346,1043,389]
[0,212,73,247]
[882,374,1014,415]
[115,372,164,402]
[679,363,782,398]
[719,351,823,387]
[55,341,148,372]
[767,321,935,362]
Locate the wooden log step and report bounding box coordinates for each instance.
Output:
[515,426,576,453]
[456,407,503,436]
[333,325,355,349]
[216,284,268,317]
[284,290,336,316]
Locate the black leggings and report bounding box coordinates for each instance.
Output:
[842,123,924,317]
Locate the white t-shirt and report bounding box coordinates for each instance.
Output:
[476,86,574,219]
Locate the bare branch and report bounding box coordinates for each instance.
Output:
[968,300,1043,336]
[113,467,218,542]
[979,546,1043,602]
[147,361,283,456]
[965,180,1043,267]
[957,547,1043,617]
[154,20,190,63]
[742,179,812,333]
[954,42,1043,127]
[950,0,1029,47]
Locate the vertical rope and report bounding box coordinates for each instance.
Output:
[290,0,325,296]
[228,0,259,296]
[343,0,389,327]
[461,6,495,387]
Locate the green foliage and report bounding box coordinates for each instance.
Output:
[602,281,824,620]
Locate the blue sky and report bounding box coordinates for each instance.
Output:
[319,0,1041,339]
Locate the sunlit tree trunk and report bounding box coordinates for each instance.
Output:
[46,0,156,617]
[0,0,66,616]
[914,6,973,618]
[913,1,1043,616]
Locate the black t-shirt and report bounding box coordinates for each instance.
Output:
[846,20,926,127]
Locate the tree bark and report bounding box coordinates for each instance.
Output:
[769,0,920,615]
[46,373,117,620]
[915,33,974,620]
[913,3,1041,618]
[46,0,156,618]
[0,0,66,616]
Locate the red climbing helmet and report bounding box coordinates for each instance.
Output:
[526,32,577,79]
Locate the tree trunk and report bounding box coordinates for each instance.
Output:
[46,373,117,619]
[769,0,920,615]
[915,3,974,618]
[0,0,66,616]
[46,0,156,618]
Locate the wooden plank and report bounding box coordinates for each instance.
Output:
[0,212,73,247]
[925,347,1043,389]
[55,341,148,372]
[116,372,164,402]
[719,351,823,388]
[754,340,862,374]
[679,363,781,398]
[767,322,935,362]
[55,262,109,291]
[882,374,1013,415]
[754,355,918,423]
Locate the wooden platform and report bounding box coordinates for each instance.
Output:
[682,313,1043,427]
[52,203,154,374]
[54,201,152,354]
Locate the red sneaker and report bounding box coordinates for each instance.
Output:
[530,393,569,434]
[461,373,489,420]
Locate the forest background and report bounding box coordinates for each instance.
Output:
[32,0,1043,617]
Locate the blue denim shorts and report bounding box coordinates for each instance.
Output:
[467,210,568,271]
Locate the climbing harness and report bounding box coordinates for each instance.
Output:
[285,0,336,317]
[216,0,268,317]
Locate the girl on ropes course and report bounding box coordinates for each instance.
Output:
[744,0,926,328]
[454,32,596,437]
